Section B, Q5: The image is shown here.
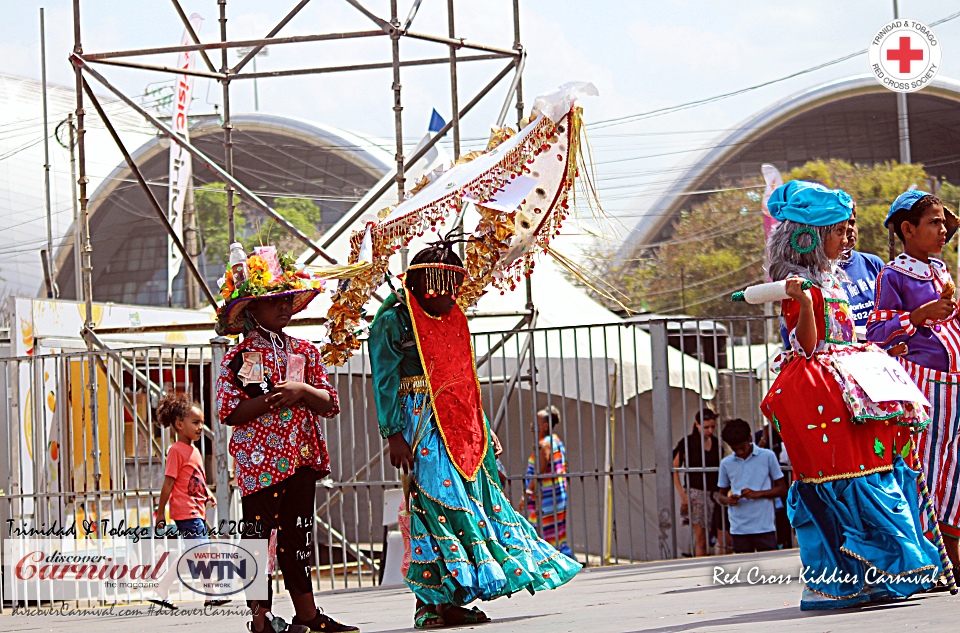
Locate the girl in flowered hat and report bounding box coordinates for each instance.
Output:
[759,181,940,610]
[215,248,358,633]
[867,190,960,573]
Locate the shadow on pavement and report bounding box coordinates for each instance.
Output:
[623,601,919,633]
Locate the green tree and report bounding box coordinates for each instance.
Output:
[195,182,246,267]
[195,182,323,266]
[623,187,766,317]
[605,159,959,318]
[252,196,323,255]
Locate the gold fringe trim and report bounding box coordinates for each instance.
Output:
[803,584,866,600]
[839,547,939,579]
[398,375,430,396]
[413,476,475,514]
[799,464,892,484]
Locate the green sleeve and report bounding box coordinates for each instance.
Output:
[369,307,406,438]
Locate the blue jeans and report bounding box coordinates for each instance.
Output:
[174,517,209,542]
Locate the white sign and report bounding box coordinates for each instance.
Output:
[836,351,929,407]
[868,19,942,93]
[167,13,203,304]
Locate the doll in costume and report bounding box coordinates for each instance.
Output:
[867,190,960,571]
[368,242,581,629]
[215,247,358,633]
[759,181,940,611]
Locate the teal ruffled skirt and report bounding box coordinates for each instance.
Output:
[402,392,581,605]
[788,456,942,608]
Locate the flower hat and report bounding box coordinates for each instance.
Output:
[215,246,322,336]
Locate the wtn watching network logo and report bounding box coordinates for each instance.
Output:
[177,541,268,597]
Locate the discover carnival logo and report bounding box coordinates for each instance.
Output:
[869,19,942,93]
[3,538,268,601]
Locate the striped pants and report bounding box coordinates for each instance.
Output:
[902,359,960,538]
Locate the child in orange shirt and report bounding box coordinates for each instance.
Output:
[151,393,226,609]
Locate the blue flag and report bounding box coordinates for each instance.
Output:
[428,109,446,134]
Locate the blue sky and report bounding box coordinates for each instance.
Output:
[4,0,960,239]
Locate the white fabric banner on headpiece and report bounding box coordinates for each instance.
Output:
[167,13,202,304]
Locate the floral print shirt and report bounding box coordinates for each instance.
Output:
[217,331,339,496]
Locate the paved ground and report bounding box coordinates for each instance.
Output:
[4,549,958,632]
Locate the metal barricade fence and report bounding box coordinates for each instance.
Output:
[643,315,792,559]
[0,315,782,606]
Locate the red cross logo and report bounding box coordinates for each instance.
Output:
[886,36,924,73]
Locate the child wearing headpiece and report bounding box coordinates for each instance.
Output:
[866,190,960,571]
[368,242,580,629]
[759,181,940,611]
[215,247,358,633]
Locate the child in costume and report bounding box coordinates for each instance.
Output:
[525,406,573,558]
[759,180,940,611]
[215,247,358,633]
[369,243,581,629]
[866,190,960,571]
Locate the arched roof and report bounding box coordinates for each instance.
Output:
[53,113,391,306]
[617,74,960,261]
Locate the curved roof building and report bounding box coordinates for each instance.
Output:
[0,73,155,298]
[618,74,960,260]
[0,73,392,306]
[52,114,390,306]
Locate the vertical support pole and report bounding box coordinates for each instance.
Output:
[211,338,232,520]
[446,0,460,161]
[68,113,82,299]
[73,0,100,491]
[512,0,524,128]
[651,321,676,559]
[447,0,463,259]
[40,8,57,298]
[893,0,911,165]
[219,0,236,245]
[391,0,407,269]
[183,183,200,309]
[390,0,404,204]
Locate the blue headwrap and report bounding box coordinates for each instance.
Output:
[885,190,930,227]
[885,189,959,240]
[767,180,853,227]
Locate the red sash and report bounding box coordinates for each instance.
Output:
[406,293,488,481]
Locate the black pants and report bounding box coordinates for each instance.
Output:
[732,531,778,553]
[241,467,318,609]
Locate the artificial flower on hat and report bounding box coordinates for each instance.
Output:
[215,245,322,336]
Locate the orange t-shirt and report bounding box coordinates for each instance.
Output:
[165,441,209,521]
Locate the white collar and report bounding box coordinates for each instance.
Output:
[887,254,945,280]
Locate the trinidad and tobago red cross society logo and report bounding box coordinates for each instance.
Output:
[869,19,941,93]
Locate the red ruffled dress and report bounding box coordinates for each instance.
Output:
[760,274,938,610]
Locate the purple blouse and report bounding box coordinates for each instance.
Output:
[866,254,957,372]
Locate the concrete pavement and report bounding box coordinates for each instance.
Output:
[5,549,957,632]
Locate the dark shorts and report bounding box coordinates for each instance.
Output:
[240,467,318,601]
[174,517,209,541]
[731,531,778,553]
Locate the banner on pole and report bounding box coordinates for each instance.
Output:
[167,13,203,304]
[760,163,784,282]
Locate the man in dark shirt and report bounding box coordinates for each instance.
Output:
[672,408,720,556]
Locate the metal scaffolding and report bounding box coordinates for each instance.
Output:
[68,0,526,491]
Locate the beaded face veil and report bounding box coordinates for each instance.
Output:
[405,262,466,298]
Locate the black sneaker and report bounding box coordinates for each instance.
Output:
[247,615,309,633]
[292,611,360,633]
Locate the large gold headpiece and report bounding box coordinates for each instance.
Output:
[321,83,599,366]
